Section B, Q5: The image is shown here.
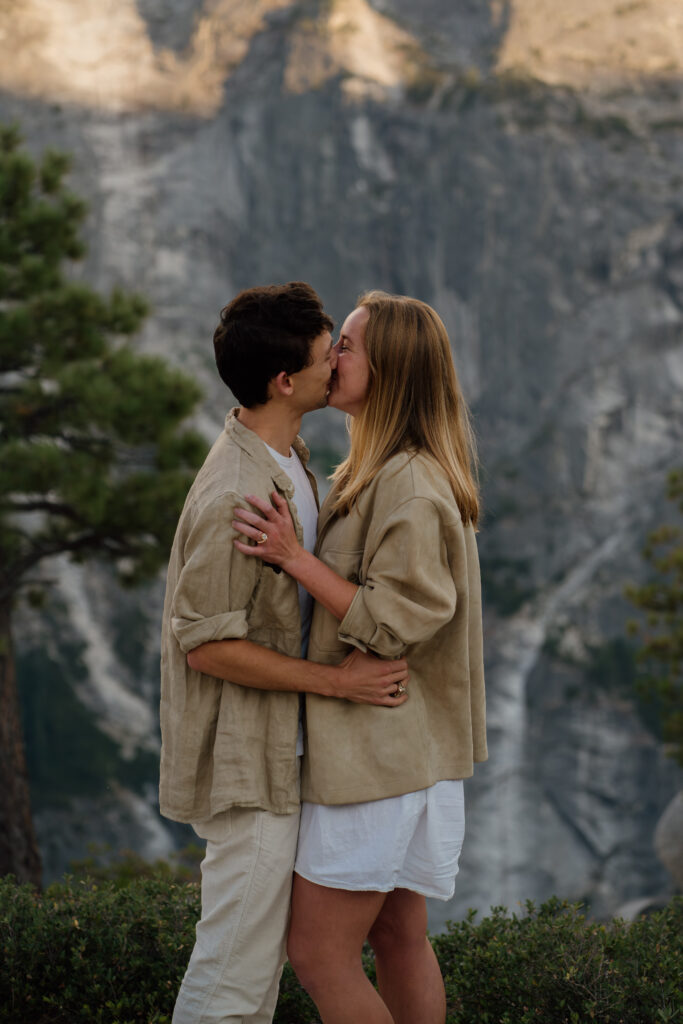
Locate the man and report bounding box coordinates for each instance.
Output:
[160,282,408,1024]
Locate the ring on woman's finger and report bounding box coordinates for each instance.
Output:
[393,682,406,696]
[255,532,268,545]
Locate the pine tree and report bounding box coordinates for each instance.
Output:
[0,125,207,885]
[626,469,683,767]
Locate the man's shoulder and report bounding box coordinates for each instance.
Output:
[191,430,293,519]
[187,430,242,502]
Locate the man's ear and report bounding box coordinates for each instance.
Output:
[272,370,294,397]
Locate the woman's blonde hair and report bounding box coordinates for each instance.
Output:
[330,291,480,525]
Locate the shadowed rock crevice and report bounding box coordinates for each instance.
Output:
[135,0,199,53]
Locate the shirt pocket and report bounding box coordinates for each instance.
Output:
[310,548,364,655]
[247,565,300,634]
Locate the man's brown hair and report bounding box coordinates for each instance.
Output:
[213,282,333,407]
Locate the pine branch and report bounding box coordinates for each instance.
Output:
[0,499,84,521]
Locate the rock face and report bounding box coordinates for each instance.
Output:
[1,0,681,921]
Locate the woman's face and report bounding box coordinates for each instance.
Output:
[328,306,371,416]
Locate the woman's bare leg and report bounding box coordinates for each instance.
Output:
[287,873,394,1024]
[368,888,446,1024]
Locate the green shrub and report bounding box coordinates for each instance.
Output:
[435,898,683,1024]
[0,878,680,1023]
[479,554,534,615]
[0,875,197,1023]
[68,843,203,889]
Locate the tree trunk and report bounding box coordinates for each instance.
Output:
[0,602,42,886]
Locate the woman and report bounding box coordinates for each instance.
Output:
[234,291,487,1024]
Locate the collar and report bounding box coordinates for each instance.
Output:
[224,408,311,499]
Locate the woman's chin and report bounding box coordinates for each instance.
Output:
[328,391,360,416]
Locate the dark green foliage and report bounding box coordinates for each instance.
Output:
[626,470,683,765]
[19,639,128,808]
[68,844,203,889]
[0,878,680,1024]
[480,554,534,615]
[584,636,638,694]
[576,637,662,738]
[435,897,683,1024]
[18,640,159,809]
[0,875,196,1023]
[581,636,665,736]
[0,123,208,885]
[0,124,208,603]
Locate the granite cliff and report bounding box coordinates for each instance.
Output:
[1,0,681,923]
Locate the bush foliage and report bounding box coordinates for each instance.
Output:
[0,876,680,1023]
[626,468,683,766]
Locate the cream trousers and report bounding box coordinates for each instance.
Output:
[172,805,301,1024]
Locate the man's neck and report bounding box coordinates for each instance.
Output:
[237,404,301,457]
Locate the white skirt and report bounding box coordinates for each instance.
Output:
[294,780,465,901]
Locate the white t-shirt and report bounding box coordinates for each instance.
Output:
[265,444,318,755]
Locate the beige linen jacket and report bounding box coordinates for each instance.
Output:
[302,450,487,805]
[159,410,317,823]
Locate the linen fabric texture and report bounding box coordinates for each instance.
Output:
[159,409,318,824]
[172,805,300,1024]
[303,450,487,806]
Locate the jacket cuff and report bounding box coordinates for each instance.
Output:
[337,587,406,658]
[172,609,249,654]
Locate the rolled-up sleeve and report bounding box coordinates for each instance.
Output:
[171,492,260,654]
[337,498,457,658]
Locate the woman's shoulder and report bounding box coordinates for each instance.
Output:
[370,451,457,508]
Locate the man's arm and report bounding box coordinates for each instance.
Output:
[186,639,408,706]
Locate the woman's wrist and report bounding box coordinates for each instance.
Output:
[280,545,312,581]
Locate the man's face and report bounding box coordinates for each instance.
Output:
[289,331,336,412]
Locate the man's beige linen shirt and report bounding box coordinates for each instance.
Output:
[159,410,317,823]
[302,451,487,806]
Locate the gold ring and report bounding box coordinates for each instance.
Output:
[256,532,268,545]
[394,682,406,696]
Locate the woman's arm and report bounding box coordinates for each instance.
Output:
[236,491,458,660]
[233,492,357,621]
[337,496,458,659]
